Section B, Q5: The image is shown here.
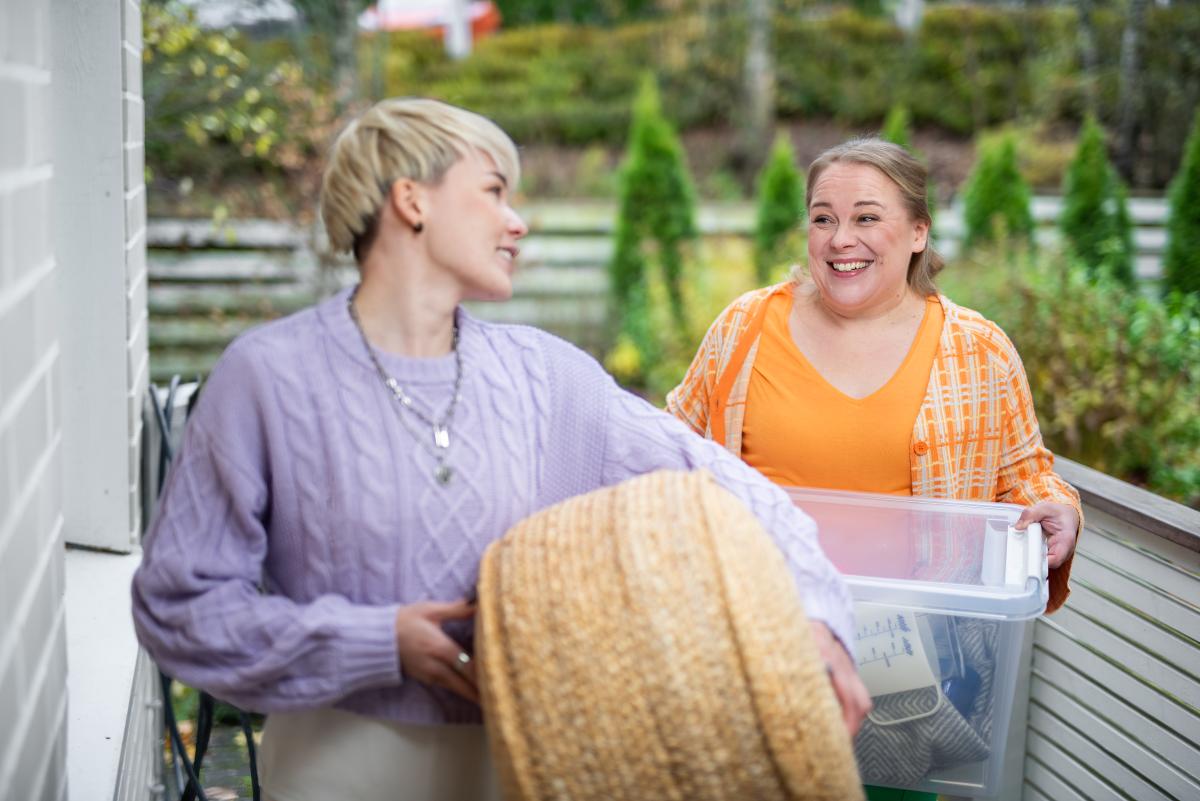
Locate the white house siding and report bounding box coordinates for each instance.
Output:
[54,0,147,554]
[0,0,68,799]
[1,0,152,797]
[123,0,150,548]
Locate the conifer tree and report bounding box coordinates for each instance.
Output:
[610,74,697,330]
[753,133,803,284]
[1060,116,1135,285]
[880,104,937,234]
[1164,108,1200,298]
[962,133,1034,250]
[1113,179,1136,285]
[881,104,912,151]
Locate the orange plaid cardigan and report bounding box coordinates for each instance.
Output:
[666,283,1081,613]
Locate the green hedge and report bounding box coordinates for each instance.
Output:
[369,5,1196,154]
[394,22,663,144]
[941,248,1200,507]
[774,9,906,125]
[154,4,1199,192]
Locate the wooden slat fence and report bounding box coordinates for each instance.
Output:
[147,196,1170,383]
[1022,459,1200,801]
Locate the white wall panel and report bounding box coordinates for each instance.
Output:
[0,1,65,797]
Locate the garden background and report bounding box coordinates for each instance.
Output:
[145,0,1199,514]
[139,2,1200,796]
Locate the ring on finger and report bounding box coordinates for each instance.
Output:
[454,651,471,673]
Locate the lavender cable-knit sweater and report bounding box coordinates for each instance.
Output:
[132,287,853,725]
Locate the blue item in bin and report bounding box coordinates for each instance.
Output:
[927,614,983,718]
[943,664,981,719]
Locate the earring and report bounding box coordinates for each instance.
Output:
[412,221,424,233]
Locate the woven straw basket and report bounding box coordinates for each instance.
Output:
[477,469,863,801]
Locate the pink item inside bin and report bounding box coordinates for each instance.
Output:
[789,491,990,586]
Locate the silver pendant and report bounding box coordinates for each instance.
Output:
[433,425,450,449]
[435,464,453,485]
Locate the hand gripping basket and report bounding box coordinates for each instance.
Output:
[477,470,863,801]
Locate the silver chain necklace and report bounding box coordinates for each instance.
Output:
[347,288,463,485]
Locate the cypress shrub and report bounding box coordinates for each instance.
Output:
[1060,116,1135,286]
[962,133,1035,250]
[879,103,938,233]
[753,133,804,284]
[607,74,697,375]
[881,104,912,151]
[1113,180,1135,285]
[1164,108,1200,298]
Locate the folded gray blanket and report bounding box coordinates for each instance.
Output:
[854,618,998,786]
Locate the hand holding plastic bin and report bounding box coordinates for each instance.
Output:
[1015,501,1079,568]
[785,487,1048,797]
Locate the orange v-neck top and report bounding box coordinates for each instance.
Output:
[741,289,945,495]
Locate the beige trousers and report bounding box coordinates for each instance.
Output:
[259,707,502,801]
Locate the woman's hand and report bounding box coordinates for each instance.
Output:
[1014,502,1080,569]
[394,599,479,703]
[809,620,871,738]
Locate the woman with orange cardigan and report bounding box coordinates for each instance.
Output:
[676,139,1080,613]
[668,138,1080,612]
[667,138,1081,800]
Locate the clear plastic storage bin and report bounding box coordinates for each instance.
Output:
[786,487,1048,798]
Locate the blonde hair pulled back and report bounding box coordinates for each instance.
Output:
[800,137,943,296]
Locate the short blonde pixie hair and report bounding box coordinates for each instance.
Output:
[799,138,944,296]
[320,98,521,261]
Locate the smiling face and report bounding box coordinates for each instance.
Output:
[805,162,930,318]
[419,149,528,302]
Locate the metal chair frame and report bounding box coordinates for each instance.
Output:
[147,377,261,801]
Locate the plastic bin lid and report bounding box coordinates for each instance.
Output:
[785,487,1048,620]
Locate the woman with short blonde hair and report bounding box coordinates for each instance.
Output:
[321,97,521,261]
[133,99,866,801]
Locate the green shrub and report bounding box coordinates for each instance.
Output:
[606,75,698,381]
[962,133,1034,250]
[907,5,1053,135]
[994,122,1079,191]
[144,4,309,180]
[143,3,345,222]
[494,0,657,27]
[612,237,762,402]
[774,10,905,125]
[1164,108,1200,298]
[151,3,1200,200]
[1060,116,1134,285]
[941,246,1200,506]
[384,22,664,144]
[881,104,913,151]
[753,133,804,284]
